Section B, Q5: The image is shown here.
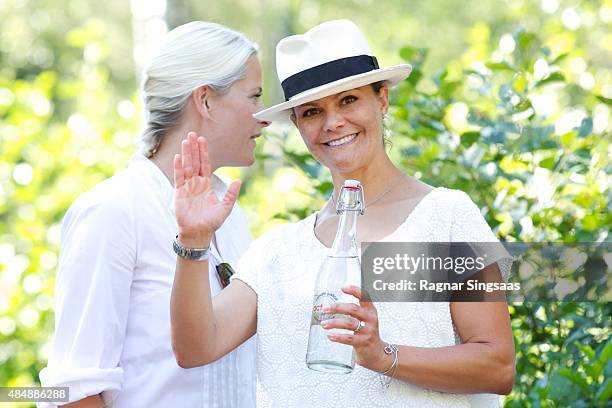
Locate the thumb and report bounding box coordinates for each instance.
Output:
[222,180,242,214]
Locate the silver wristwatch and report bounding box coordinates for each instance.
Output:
[172,235,210,261]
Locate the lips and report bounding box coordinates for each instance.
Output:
[324,133,358,147]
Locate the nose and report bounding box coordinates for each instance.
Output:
[254,100,271,128]
[323,109,345,133]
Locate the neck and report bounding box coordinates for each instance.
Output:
[149,148,175,187]
[148,113,219,186]
[329,154,402,206]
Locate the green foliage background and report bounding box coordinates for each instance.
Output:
[0,0,610,406]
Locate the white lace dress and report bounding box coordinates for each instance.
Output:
[232,187,511,407]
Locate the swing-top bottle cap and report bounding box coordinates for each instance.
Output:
[343,179,361,188]
[337,180,365,214]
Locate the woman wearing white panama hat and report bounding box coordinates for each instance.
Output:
[170,19,515,407]
[39,21,269,407]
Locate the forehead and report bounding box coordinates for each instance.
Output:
[247,54,261,79]
[234,55,262,85]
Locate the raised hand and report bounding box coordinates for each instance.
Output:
[173,132,241,246]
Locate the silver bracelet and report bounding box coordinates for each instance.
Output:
[379,342,399,388]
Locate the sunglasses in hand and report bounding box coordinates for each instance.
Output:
[215,262,236,289]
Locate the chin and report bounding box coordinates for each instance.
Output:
[220,155,255,168]
[239,155,256,167]
[326,157,364,174]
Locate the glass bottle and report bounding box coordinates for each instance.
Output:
[306,179,364,374]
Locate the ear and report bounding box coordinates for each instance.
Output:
[192,85,212,119]
[378,84,389,115]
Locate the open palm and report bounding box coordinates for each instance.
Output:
[173,132,241,239]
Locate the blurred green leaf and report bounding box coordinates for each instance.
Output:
[399,46,428,65]
[539,156,556,170]
[486,61,516,72]
[595,95,612,106]
[551,52,569,65]
[535,72,566,88]
[460,131,480,146]
[596,378,612,406]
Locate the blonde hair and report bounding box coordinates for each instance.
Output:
[140,21,257,157]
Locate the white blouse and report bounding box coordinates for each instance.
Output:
[39,154,256,407]
[232,187,511,408]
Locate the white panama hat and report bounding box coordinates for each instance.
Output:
[254,19,412,122]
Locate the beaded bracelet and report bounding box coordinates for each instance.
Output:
[379,342,399,388]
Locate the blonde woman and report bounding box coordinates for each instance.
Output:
[39,21,269,407]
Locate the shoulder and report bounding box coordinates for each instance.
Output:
[401,186,492,240]
[425,187,489,224]
[63,172,136,230]
[436,187,485,218]
[422,186,480,214]
[247,215,314,254]
[397,178,473,215]
[253,216,311,244]
[233,215,316,293]
[428,187,498,241]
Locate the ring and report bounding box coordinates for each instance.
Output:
[354,320,366,333]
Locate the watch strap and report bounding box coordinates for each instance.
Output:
[173,235,210,261]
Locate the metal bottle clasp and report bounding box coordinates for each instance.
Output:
[336,185,366,215]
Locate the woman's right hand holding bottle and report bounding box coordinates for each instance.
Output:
[173,131,241,247]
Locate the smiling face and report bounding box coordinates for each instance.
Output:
[291,84,389,175]
[205,55,270,168]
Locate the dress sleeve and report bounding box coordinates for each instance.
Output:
[449,190,512,282]
[230,235,268,296]
[38,192,136,407]
[230,224,284,296]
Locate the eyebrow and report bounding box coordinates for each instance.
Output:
[298,102,317,108]
[252,87,262,93]
[338,89,361,96]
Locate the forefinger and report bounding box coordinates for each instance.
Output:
[342,285,375,310]
[197,136,210,177]
[173,153,184,187]
[190,132,199,176]
[182,136,193,179]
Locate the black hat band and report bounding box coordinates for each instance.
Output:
[281,55,379,101]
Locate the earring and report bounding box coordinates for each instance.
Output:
[382,113,391,141]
